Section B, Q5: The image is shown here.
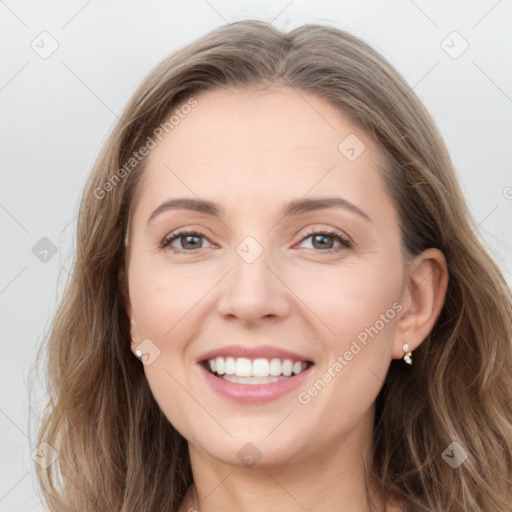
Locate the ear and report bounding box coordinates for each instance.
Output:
[392,248,449,359]
[119,266,140,351]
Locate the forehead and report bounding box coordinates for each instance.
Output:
[132,86,393,224]
[154,86,371,168]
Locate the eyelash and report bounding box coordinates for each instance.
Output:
[160,228,351,254]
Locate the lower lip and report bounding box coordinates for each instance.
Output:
[198,364,314,404]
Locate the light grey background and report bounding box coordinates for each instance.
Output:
[1,1,511,510]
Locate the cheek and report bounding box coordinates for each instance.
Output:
[289,256,403,347]
[291,276,400,444]
[128,260,222,430]
[129,256,222,339]
[288,257,402,407]
[129,261,203,436]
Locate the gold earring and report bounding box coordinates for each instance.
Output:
[402,343,412,365]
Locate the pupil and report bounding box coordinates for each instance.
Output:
[183,235,201,249]
[313,234,333,249]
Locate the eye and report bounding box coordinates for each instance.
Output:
[160,228,351,254]
[161,230,212,251]
[297,229,351,253]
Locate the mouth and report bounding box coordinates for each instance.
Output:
[197,345,315,403]
[202,356,314,384]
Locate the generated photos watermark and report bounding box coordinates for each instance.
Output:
[297,301,403,405]
[93,97,198,200]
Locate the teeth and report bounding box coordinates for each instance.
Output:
[292,361,303,374]
[269,358,282,376]
[222,374,288,384]
[225,357,235,375]
[253,358,270,377]
[282,359,293,377]
[235,358,252,377]
[207,357,309,378]
[215,357,225,375]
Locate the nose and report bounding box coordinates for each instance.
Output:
[216,249,290,325]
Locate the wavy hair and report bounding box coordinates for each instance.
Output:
[34,20,512,511]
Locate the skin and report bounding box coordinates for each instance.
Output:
[124,86,448,512]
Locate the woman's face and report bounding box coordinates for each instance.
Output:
[126,86,409,467]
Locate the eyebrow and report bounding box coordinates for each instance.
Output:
[147,197,371,224]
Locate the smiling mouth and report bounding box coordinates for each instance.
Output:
[202,356,314,384]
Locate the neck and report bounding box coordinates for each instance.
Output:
[179,413,398,512]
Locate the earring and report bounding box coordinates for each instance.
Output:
[132,338,142,360]
[402,343,412,365]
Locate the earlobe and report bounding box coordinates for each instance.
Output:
[392,248,449,359]
[126,302,142,354]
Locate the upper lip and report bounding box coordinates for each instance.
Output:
[198,345,313,363]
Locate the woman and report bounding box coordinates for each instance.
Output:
[35,20,512,511]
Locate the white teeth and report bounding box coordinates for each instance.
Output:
[235,357,252,377]
[215,357,225,375]
[225,357,235,375]
[292,361,303,375]
[269,358,282,376]
[252,358,270,377]
[222,374,287,384]
[207,357,309,378]
[282,359,293,377]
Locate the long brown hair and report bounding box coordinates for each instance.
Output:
[34,20,512,511]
